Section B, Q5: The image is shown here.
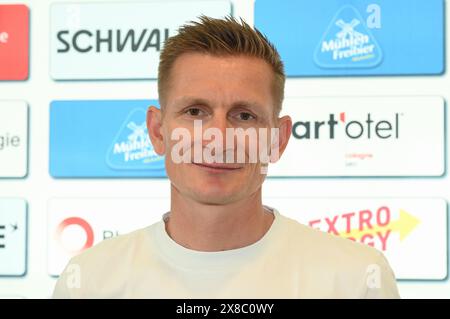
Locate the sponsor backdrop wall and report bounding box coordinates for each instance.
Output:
[0,0,449,298]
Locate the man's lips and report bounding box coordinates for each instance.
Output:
[191,162,243,171]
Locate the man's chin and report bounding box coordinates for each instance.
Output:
[190,188,241,205]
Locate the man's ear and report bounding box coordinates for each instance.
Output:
[270,115,292,163]
[146,106,165,155]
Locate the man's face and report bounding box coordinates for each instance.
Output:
[148,53,290,205]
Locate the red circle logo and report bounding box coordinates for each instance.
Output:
[55,217,94,255]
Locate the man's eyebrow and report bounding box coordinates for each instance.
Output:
[173,96,211,108]
[230,100,266,112]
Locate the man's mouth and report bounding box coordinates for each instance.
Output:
[191,162,243,172]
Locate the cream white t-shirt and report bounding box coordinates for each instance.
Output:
[53,206,400,298]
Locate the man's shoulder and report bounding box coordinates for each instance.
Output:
[53,223,160,298]
[71,223,157,267]
[277,213,399,298]
[279,213,385,267]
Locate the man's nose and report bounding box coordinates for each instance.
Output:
[202,112,228,145]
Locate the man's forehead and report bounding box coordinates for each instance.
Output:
[170,53,274,80]
[174,52,267,66]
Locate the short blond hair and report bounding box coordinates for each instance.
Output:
[158,15,285,116]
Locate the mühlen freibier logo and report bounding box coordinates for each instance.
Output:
[106,109,164,170]
[314,5,382,68]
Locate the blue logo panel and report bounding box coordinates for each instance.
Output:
[50,100,166,178]
[255,0,444,76]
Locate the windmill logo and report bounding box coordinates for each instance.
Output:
[314,5,382,69]
[126,122,147,145]
[336,19,365,42]
[106,108,165,170]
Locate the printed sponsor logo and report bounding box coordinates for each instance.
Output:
[0,101,28,178]
[50,1,231,79]
[107,109,164,170]
[0,5,29,80]
[254,0,444,76]
[49,100,165,177]
[0,199,27,276]
[314,5,382,68]
[265,197,447,280]
[47,198,168,275]
[268,96,445,177]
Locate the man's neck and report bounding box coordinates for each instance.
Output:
[165,184,274,252]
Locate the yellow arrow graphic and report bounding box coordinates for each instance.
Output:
[343,209,420,242]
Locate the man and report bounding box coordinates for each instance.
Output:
[53,16,400,298]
